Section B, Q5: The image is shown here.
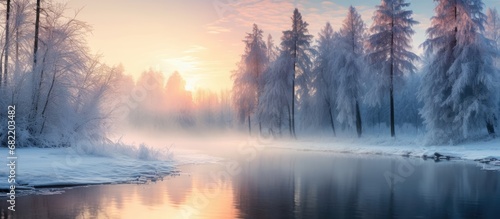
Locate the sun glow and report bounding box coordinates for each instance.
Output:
[162,57,201,92]
[184,77,198,92]
[163,57,199,74]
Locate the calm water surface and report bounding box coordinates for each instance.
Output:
[1,148,500,219]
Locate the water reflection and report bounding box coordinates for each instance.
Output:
[233,150,500,219]
[1,149,500,219]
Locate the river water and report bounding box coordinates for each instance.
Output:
[1,148,500,219]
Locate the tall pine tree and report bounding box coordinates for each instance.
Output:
[232,24,268,135]
[420,0,499,144]
[367,0,418,137]
[334,6,367,137]
[313,22,337,135]
[281,8,314,138]
[485,8,500,49]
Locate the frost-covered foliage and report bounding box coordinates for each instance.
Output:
[280,8,315,135]
[254,8,316,137]
[395,73,423,130]
[333,6,367,137]
[420,0,499,144]
[367,0,419,137]
[231,24,268,134]
[266,34,279,63]
[121,70,232,132]
[311,22,337,134]
[126,69,196,129]
[258,54,293,136]
[486,8,500,49]
[256,34,290,136]
[0,1,121,147]
[485,8,500,125]
[194,89,233,129]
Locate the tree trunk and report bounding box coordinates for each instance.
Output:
[390,8,395,138]
[0,50,3,87]
[291,32,297,139]
[248,115,251,136]
[34,48,47,117]
[33,0,40,67]
[328,105,336,136]
[288,104,292,137]
[486,122,495,135]
[29,0,41,134]
[355,100,362,137]
[15,6,19,78]
[390,86,395,137]
[278,112,282,137]
[4,0,11,86]
[40,68,57,134]
[291,66,296,138]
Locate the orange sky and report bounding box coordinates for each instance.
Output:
[64,0,234,91]
[62,0,500,92]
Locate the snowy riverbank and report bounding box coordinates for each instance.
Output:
[262,134,500,170]
[0,143,220,194]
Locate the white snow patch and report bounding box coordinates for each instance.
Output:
[0,142,220,194]
[261,134,500,168]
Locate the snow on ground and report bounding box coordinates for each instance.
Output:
[260,133,500,170]
[0,142,221,194]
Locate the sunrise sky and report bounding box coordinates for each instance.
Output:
[63,0,500,92]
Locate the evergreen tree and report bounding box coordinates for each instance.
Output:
[258,54,292,137]
[334,6,367,137]
[367,0,419,137]
[420,0,499,144]
[232,24,268,135]
[312,22,337,135]
[485,8,500,49]
[281,8,314,137]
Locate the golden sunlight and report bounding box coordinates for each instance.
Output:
[162,57,201,92]
[184,77,199,92]
[162,57,200,75]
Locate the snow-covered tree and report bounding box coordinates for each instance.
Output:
[367,0,419,137]
[0,0,33,87]
[312,22,337,135]
[258,54,293,137]
[11,0,34,82]
[334,6,367,137]
[395,73,423,130]
[245,24,268,133]
[0,2,121,146]
[2,0,12,86]
[485,8,500,49]
[231,24,268,134]
[165,71,194,127]
[485,8,500,124]
[256,34,289,136]
[281,8,314,137]
[420,0,499,144]
[267,34,278,63]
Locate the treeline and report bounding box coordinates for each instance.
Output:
[232,0,500,144]
[0,1,123,147]
[114,69,233,133]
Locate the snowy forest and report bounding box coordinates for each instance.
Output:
[0,0,499,148]
[232,0,500,144]
[0,0,125,147]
